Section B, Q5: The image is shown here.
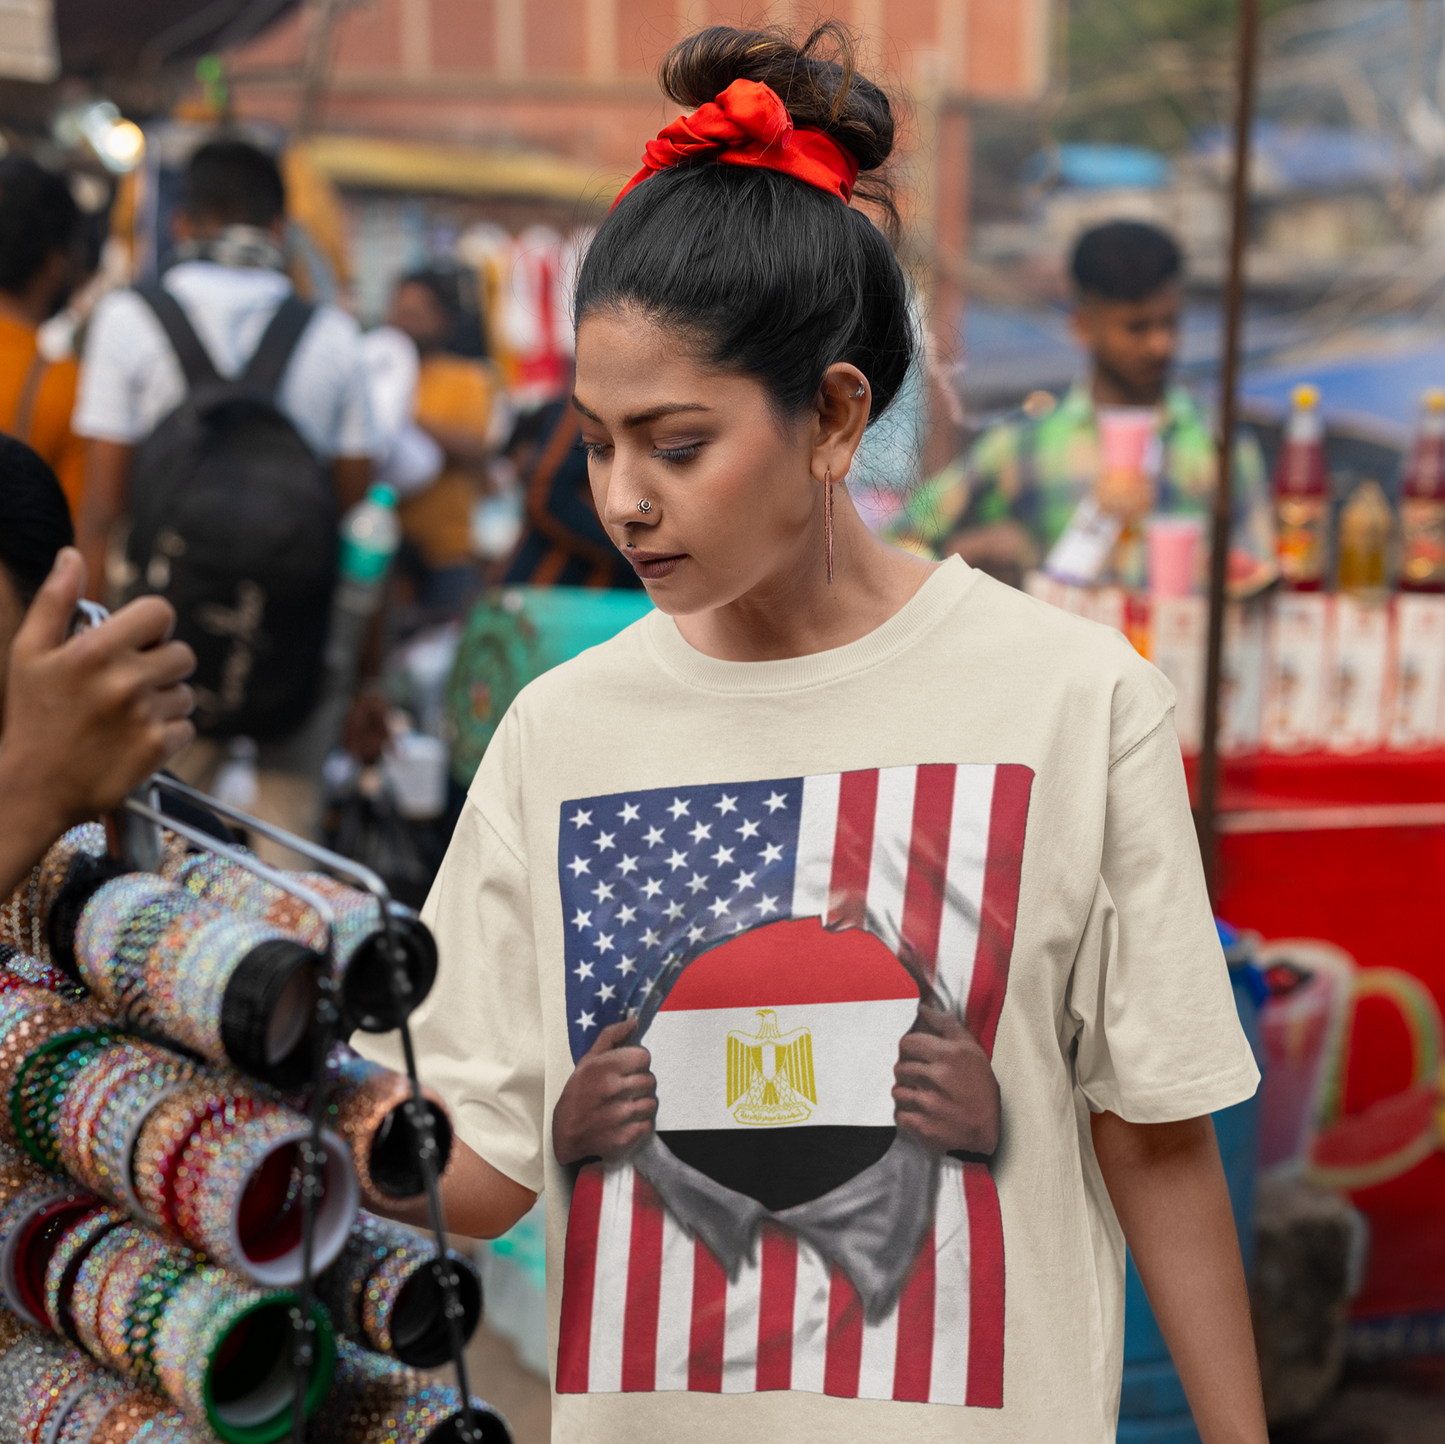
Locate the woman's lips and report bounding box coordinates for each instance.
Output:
[627,550,687,580]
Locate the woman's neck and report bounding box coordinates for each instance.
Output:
[672,489,937,663]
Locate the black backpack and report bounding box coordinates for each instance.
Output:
[126,285,339,741]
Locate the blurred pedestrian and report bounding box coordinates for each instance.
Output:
[386,268,495,613]
[0,160,87,519]
[440,399,651,790]
[503,398,645,588]
[894,220,1277,593]
[72,138,378,863]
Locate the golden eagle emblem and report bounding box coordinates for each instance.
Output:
[726,1009,817,1126]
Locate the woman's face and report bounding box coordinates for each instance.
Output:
[574,308,821,616]
[0,567,25,725]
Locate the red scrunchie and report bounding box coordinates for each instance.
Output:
[611,78,860,210]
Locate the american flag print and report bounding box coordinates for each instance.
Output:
[555,763,1034,1407]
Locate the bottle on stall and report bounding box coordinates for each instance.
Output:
[1336,478,1393,594]
[325,482,402,678]
[1273,383,1329,590]
[1400,388,1445,591]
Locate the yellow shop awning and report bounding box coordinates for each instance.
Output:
[299,133,626,205]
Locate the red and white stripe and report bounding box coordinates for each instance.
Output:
[557,763,1031,1407]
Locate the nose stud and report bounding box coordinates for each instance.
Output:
[637,499,653,514]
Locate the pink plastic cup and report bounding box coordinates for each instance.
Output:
[1146,514,1205,598]
[1098,408,1159,474]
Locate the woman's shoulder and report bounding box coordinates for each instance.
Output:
[959,571,1177,753]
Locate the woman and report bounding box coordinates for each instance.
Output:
[0,435,196,896]
[361,24,1266,1444]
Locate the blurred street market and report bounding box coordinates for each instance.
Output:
[10,2,1445,1442]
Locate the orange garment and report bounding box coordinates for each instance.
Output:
[0,314,84,518]
[398,353,494,568]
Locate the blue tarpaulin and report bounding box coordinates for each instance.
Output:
[1240,342,1445,437]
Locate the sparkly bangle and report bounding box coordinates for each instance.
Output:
[0,1301,25,1356]
[93,1228,174,1376]
[0,996,105,1141]
[70,1225,146,1365]
[122,1249,202,1391]
[0,949,85,1000]
[318,1213,482,1368]
[151,1265,335,1444]
[9,1190,102,1332]
[13,1031,112,1170]
[0,1140,47,1215]
[319,1050,452,1210]
[311,1338,508,1444]
[0,1180,86,1328]
[51,1374,144,1444]
[73,878,173,1006]
[131,1078,255,1232]
[56,1044,175,1209]
[173,1108,357,1286]
[43,1205,125,1340]
[82,1051,194,1218]
[0,1327,96,1444]
[76,878,324,1086]
[165,855,438,1037]
[0,824,106,968]
[121,1410,199,1444]
[361,1243,482,1367]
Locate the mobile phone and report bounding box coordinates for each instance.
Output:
[68,599,110,636]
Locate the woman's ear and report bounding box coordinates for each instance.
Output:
[810,364,870,485]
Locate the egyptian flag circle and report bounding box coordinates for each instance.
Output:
[645,917,921,1211]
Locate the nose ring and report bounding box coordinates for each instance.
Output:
[637,499,653,514]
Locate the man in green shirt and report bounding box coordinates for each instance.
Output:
[895,221,1277,594]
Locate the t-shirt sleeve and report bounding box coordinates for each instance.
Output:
[72,290,152,444]
[1066,710,1260,1124]
[327,311,378,460]
[350,793,546,1192]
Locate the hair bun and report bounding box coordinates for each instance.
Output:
[660,23,895,174]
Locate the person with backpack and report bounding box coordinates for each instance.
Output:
[72,138,379,864]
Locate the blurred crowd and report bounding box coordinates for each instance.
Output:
[0,133,645,901]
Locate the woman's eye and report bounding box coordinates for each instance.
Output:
[653,445,700,463]
[575,441,611,462]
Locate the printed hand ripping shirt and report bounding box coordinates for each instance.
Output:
[354,557,1260,1444]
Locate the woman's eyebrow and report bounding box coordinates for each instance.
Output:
[571,396,713,428]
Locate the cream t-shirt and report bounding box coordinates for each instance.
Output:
[358,556,1258,1444]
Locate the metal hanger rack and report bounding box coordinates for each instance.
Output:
[123,776,484,1444]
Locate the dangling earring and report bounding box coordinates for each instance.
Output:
[824,469,835,585]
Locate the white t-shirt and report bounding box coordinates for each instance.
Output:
[357,557,1258,1444]
[73,261,375,460]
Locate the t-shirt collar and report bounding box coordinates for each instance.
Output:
[643,554,977,696]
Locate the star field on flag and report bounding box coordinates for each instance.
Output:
[559,779,803,1061]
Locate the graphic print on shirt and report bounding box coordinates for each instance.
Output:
[554,764,1033,1407]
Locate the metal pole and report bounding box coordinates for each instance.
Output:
[1197,0,1260,897]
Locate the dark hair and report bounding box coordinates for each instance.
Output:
[0,435,73,605]
[185,139,285,227]
[575,23,914,425]
[1071,221,1182,302]
[400,268,462,324]
[0,160,81,297]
